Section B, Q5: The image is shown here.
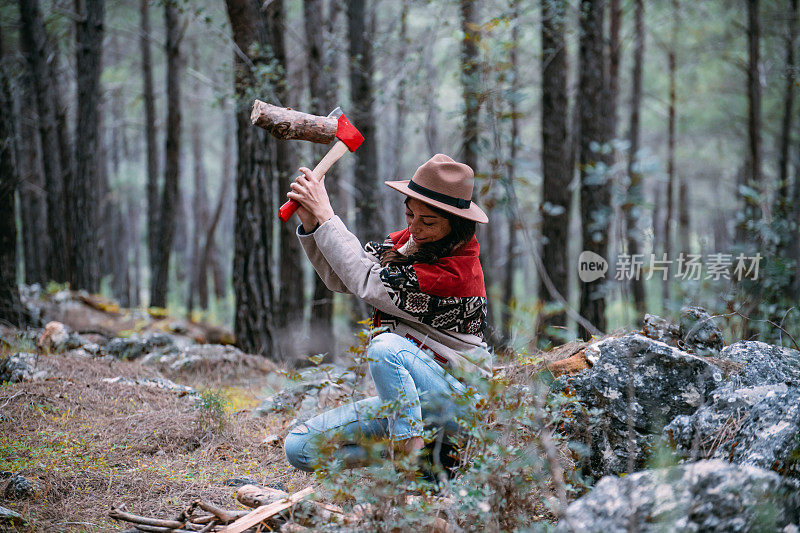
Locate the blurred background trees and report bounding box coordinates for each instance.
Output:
[0,0,798,358]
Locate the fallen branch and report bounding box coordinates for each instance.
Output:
[195,500,248,524]
[220,486,315,533]
[109,507,188,530]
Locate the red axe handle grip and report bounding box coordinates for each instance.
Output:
[278,140,350,222]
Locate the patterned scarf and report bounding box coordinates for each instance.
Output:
[365,228,488,337]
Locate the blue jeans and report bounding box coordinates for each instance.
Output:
[284,332,476,472]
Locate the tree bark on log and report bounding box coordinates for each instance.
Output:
[251,100,338,143]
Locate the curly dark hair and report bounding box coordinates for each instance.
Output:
[380,198,477,266]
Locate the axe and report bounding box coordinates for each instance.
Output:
[250,100,365,222]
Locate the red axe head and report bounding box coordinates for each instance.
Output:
[336,114,364,152]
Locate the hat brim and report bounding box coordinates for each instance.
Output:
[385,180,489,224]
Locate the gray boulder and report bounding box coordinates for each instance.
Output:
[254,365,360,418]
[3,475,36,500]
[665,383,800,478]
[550,334,723,479]
[557,460,800,532]
[679,306,724,356]
[106,332,178,360]
[0,353,40,383]
[718,340,800,388]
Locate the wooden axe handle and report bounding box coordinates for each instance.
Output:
[278,140,350,222]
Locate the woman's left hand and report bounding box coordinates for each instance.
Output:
[287,167,335,226]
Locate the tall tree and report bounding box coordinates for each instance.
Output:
[776,0,798,214]
[150,0,183,308]
[305,0,335,353]
[347,0,381,243]
[225,0,279,357]
[18,0,69,283]
[664,0,680,303]
[72,0,105,292]
[578,0,610,338]
[538,0,571,342]
[460,0,480,173]
[140,0,160,291]
[0,26,27,327]
[187,47,209,315]
[14,69,47,286]
[740,0,762,244]
[268,0,305,352]
[624,0,646,319]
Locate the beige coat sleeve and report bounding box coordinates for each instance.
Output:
[306,215,417,320]
[296,225,351,294]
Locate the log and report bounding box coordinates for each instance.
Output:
[109,507,190,530]
[236,484,288,508]
[220,486,315,533]
[195,500,248,524]
[250,100,338,144]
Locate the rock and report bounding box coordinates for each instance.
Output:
[106,332,178,360]
[550,333,723,479]
[0,353,39,383]
[0,504,24,526]
[665,383,800,477]
[101,376,198,397]
[37,321,69,351]
[253,365,361,418]
[678,306,724,356]
[4,475,36,500]
[718,340,800,388]
[223,476,259,488]
[641,307,724,356]
[556,459,800,532]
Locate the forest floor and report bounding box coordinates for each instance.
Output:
[0,342,314,531]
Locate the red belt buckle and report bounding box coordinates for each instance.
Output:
[405,334,449,367]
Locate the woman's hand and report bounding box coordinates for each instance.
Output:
[287,167,335,230]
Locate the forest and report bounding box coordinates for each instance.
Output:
[0,0,799,531]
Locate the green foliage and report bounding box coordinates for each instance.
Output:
[195,388,228,433]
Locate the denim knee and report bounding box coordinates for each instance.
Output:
[367,332,402,366]
[284,428,314,472]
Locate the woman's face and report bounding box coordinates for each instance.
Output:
[405,198,451,244]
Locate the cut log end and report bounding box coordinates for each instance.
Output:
[250,100,338,144]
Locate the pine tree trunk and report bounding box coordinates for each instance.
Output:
[460,0,480,172]
[72,0,104,293]
[0,28,26,327]
[150,1,183,308]
[578,0,610,338]
[347,0,381,243]
[268,0,305,354]
[225,0,279,358]
[18,0,69,284]
[625,0,646,320]
[538,0,571,342]
[140,0,160,292]
[664,0,680,303]
[304,0,335,355]
[776,0,798,216]
[14,70,47,286]
[741,0,762,244]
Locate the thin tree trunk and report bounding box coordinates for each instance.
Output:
[187,48,209,315]
[460,0,480,173]
[199,176,228,311]
[538,0,571,343]
[578,0,609,338]
[664,0,679,303]
[72,0,104,292]
[129,194,141,307]
[14,70,47,286]
[776,0,798,216]
[347,0,381,243]
[304,0,335,355]
[150,1,183,308]
[502,0,521,345]
[741,0,762,244]
[269,0,305,354]
[140,0,160,292]
[18,0,69,283]
[0,26,27,327]
[624,0,646,320]
[225,0,279,358]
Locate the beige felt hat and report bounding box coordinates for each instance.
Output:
[385,153,489,223]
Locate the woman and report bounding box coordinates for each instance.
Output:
[283,153,491,476]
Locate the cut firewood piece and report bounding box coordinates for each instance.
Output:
[236,484,288,508]
[547,349,591,377]
[220,486,315,533]
[250,100,338,144]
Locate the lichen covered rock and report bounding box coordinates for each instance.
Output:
[665,383,800,478]
[718,340,800,388]
[0,353,41,383]
[557,460,800,532]
[550,333,723,479]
